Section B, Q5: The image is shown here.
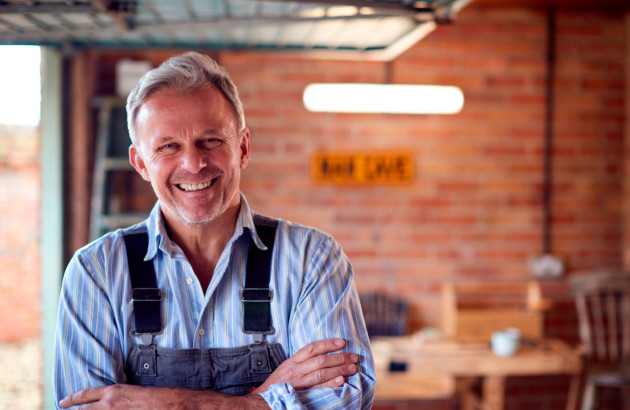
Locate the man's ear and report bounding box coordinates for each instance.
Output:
[239,127,251,169]
[129,144,151,182]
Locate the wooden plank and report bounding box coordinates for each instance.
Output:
[374,371,454,401]
[441,281,548,343]
[455,309,543,342]
[68,50,96,256]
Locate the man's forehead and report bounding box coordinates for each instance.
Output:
[134,87,239,143]
[138,86,233,115]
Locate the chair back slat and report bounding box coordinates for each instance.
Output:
[624,293,630,359]
[575,292,592,356]
[592,293,606,361]
[606,293,618,361]
[571,272,630,364]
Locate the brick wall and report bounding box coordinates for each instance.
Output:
[227,7,627,338]
[0,124,40,343]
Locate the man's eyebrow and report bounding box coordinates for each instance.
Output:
[154,136,175,145]
[200,129,222,137]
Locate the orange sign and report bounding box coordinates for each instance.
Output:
[311,153,414,184]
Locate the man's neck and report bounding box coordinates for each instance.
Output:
[164,205,240,291]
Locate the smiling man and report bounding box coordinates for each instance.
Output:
[53,52,375,409]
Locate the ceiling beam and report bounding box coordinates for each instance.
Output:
[0,4,94,13]
[259,0,434,16]
[281,20,436,61]
[89,0,134,30]
[0,1,136,14]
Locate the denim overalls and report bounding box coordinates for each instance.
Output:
[123,217,286,395]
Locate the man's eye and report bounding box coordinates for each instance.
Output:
[158,143,178,153]
[201,138,221,148]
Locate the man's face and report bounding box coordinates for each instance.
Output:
[129,86,250,228]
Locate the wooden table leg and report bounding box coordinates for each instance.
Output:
[458,378,481,410]
[565,374,580,410]
[482,376,505,410]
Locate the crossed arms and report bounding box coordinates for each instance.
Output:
[59,338,359,409]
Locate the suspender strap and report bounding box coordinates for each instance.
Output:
[124,216,277,343]
[124,233,163,340]
[242,216,278,335]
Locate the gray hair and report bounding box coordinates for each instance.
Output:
[126,51,246,145]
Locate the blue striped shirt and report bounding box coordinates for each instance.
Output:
[53,194,375,409]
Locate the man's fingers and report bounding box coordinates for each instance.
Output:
[257,338,361,392]
[59,386,106,408]
[294,362,358,390]
[312,375,346,390]
[300,352,358,376]
[291,338,346,363]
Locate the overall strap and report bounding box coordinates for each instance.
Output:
[124,233,163,345]
[242,216,278,341]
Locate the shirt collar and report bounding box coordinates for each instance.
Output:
[237,193,268,251]
[143,193,267,261]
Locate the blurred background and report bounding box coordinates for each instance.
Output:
[1,0,629,409]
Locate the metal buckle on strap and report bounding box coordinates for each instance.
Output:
[129,330,164,345]
[247,330,277,349]
[243,326,276,336]
[132,288,163,302]
[241,288,273,302]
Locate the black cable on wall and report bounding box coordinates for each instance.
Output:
[543,7,556,255]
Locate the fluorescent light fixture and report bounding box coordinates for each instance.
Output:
[303,83,464,114]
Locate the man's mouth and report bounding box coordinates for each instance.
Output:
[177,179,216,192]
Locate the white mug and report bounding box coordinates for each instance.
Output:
[491,328,521,357]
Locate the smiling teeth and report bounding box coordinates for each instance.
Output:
[179,181,211,191]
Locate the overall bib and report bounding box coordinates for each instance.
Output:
[123,217,286,396]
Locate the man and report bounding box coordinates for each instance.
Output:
[53,51,375,409]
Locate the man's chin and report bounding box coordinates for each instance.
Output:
[178,211,218,225]
[182,216,215,225]
[161,203,219,227]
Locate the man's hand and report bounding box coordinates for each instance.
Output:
[58,384,269,409]
[253,338,359,394]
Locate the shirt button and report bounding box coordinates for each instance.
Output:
[199,328,205,336]
[143,363,150,370]
[186,277,193,285]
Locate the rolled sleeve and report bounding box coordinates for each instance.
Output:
[264,235,376,409]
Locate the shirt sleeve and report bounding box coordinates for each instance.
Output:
[260,235,376,409]
[53,249,125,408]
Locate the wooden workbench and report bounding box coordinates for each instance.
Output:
[372,337,582,410]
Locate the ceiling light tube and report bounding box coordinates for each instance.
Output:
[303,83,464,114]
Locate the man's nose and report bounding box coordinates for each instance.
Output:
[180,147,207,174]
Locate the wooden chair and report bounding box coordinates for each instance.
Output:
[570,271,630,410]
[359,292,408,337]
